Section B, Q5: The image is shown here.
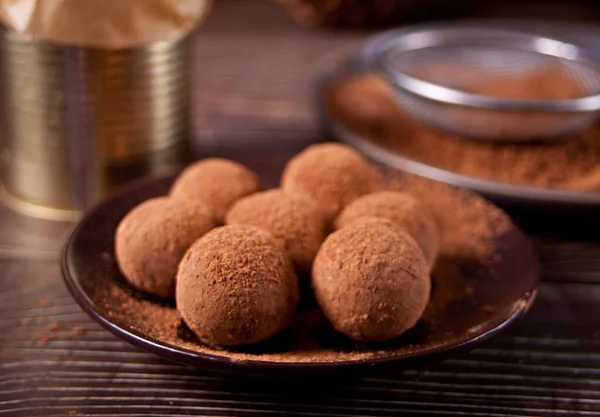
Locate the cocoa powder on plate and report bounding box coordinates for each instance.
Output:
[327,73,600,191]
[98,171,510,363]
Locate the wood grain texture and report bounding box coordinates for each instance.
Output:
[1,0,600,415]
[1,258,600,416]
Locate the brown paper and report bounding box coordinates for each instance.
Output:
[0,0,212,48]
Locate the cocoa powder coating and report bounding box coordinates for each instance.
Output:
[312,218,430,342]
[115,197,217,298]
[225,189,328,274]
[176,225,299,347]
[100,171,513,363]
[281,143,383,220]
[335,191,439,269]
[170,158,263,222]
[328,74,600,191]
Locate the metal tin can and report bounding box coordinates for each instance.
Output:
[0,29,192,221]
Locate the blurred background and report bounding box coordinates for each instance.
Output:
[0,0,599,222]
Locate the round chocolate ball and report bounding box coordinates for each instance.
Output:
[170,158,262,222]
[226,189,328,274]
[115,197,217,298]
[335,191,439,269]
[312,218,430,342]
[281,143,382,220]
[176,225,299,346]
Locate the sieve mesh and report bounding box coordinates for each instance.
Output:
[376,29,600,142]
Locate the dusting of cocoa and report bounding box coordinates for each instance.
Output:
[41,333,54,343]
[176,225,299,346]
[38,299,53,308]
[97,170,513,363]
[170,158,263,222]
[71,326,87,335]
[313,218,430,342]
[47,322,60,332]
[335,191,439,269]
[328,73,600,191]
[226,189,328,274]
[388,172,510,321]
[281,143,383,220]
[115,197,217,298]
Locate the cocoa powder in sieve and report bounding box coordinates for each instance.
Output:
[469,64,584,100]
[328,73,600,191]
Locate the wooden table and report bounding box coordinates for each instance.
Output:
[2,1,600,415]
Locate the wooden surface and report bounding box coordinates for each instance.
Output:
[2,1,600,415]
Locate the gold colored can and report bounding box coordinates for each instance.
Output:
[0,29,192,221]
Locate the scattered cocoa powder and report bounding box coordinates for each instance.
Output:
[328,73,600,191]
[38,299,53,308]
[47,322,60,332]
[389,173,510,264]
[96,170,514,363]
[480,305,496,314]
[387,172,511,320]
[40,333,54,343]
[71,326,87,335]
[20,317,33,326]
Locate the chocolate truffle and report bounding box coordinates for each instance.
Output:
[176,225,299,346]
[281,143,382,220]
[312,218,430,342]
[170,158,262,222]
[226,189,328,273]
[335,191,439,268]
[115,197,217,298]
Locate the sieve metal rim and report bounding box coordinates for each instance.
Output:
[374,27,600,113]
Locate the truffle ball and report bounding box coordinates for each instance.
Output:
[225,189,328,274]
[115,197,217,298]
[335,191,439,268]
[170,158,262,222]
[176,225,299,346]
[281,143,382,220]
[312,218,430,342]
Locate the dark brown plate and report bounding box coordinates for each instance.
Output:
[62,160,539,377]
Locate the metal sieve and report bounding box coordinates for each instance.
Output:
[374,27,600,142]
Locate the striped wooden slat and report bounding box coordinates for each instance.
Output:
[2,1,600,415]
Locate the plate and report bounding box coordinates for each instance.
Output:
[62,158,539,376]
[312,21,600,221]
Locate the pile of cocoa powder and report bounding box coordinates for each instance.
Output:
[97,172,511,363]
[328,73,600,191]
